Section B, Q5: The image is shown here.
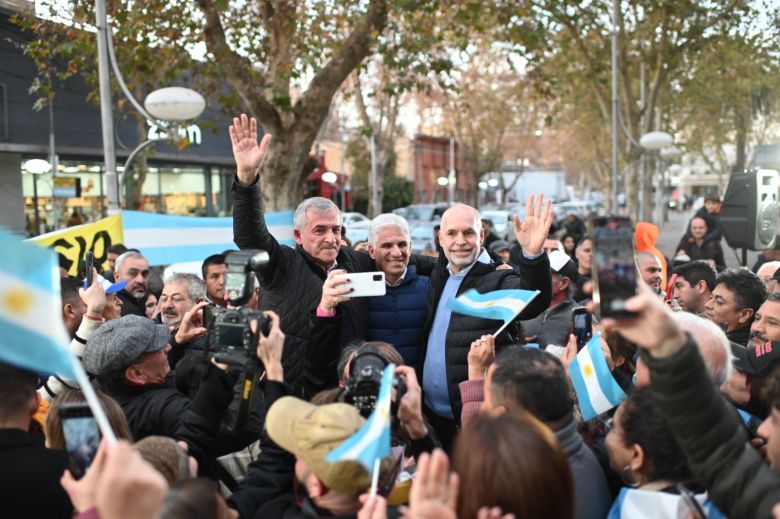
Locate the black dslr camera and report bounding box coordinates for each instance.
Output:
[344,348,407,419]
[205,250,271,367]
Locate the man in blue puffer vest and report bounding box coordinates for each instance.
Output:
[306,213,431,393]
[363,214,430,369]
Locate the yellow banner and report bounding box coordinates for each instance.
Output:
[28,214,124,276]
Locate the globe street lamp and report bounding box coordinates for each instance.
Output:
[24,159,51,236]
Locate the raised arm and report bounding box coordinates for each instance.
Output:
[230,114,284,278]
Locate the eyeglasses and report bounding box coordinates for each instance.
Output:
[604,417,616,432]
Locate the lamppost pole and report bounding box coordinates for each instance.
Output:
[95,0,119,214]
[610,0,620,213]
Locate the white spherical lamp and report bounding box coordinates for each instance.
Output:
[144,87,206,122]
[639,131,673,150]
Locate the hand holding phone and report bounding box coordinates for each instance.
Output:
[337,272,387,298]
[571,307,593,351]
[591,216,638,319]
[83,251,94,289]
[59,403,102,479]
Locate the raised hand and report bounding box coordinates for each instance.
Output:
[513,194,554,256]
[467,334,495,380]
[408,450,459,519]
[229,113,272,186]
[256,310,285,381]
[174,301,209,344]
[395,366,428,440]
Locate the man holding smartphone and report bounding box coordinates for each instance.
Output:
[230,115,435,396]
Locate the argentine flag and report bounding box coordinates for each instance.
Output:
[608,487,725,519]
[122,210,294,266]
[570,332,626,421]
[0,227,75,378]
[326,364,394,472]
[447,289,539,336]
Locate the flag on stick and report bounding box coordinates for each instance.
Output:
[326,363,394,491]
[447,288,540,337]
[0,227,116,443]
[569,332,627,421]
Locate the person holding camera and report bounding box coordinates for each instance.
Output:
[80,312,251,478]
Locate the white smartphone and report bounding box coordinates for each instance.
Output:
[340,272,387,297]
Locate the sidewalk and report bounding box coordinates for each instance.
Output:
[654,209,759,269]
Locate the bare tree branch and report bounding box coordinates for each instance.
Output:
[196,0,282,132]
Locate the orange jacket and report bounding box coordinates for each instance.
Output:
[635,222,667,288]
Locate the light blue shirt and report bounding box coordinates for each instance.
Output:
[423,249,492,419]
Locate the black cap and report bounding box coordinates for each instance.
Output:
[731,341,780,378]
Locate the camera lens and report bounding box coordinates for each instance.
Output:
[373,274,381,281]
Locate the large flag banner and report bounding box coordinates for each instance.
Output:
[0,227,75,378]
[608,487,725,519]
[122,210,295,266]
[326,364,393,472]
[447,288,540,336]
[28,214,123,276]
[570,332,627,421]
[28,210,295,269]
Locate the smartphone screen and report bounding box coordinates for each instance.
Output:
[572,308,593,350]
[59,404,101,479]
[592,216,637,319]
[83,251,94,289]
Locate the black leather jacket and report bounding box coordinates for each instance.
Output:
[645,337,780,518]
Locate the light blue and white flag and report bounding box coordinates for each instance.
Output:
[326,363,393,472]
[607,487,725,519]
[570,332,626,421]
[0,227,75,378]
[122,210,294,266]
[447,288,540,336]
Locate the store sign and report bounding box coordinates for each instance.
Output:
[52,177,82,198]
[28,214,124,276]
[147,124,202,145]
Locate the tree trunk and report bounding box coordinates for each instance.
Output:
[260,133,310,211]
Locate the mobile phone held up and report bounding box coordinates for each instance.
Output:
[58,403,101,479]
[571,307,593,351]
[83,251,94,289]
[338,272,387,298]
[591,216,638,320]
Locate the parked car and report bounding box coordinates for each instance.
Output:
[479,209,514,241]
[396,204,451,222]
[410,222,438,254]
[342,212,370,227]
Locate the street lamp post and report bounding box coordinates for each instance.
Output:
[639,131,674,225]
[95,0,205,212]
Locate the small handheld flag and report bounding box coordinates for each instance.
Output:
[1,227,116,443]
[447,289,540,337]
[570,332,627,421]
[326,363,394,492]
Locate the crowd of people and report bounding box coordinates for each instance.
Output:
[4,113,780,519]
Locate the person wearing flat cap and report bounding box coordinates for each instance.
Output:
[81,314,239,455]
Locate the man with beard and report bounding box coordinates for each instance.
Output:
[114,251,151,317]
[749,293,780,349]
